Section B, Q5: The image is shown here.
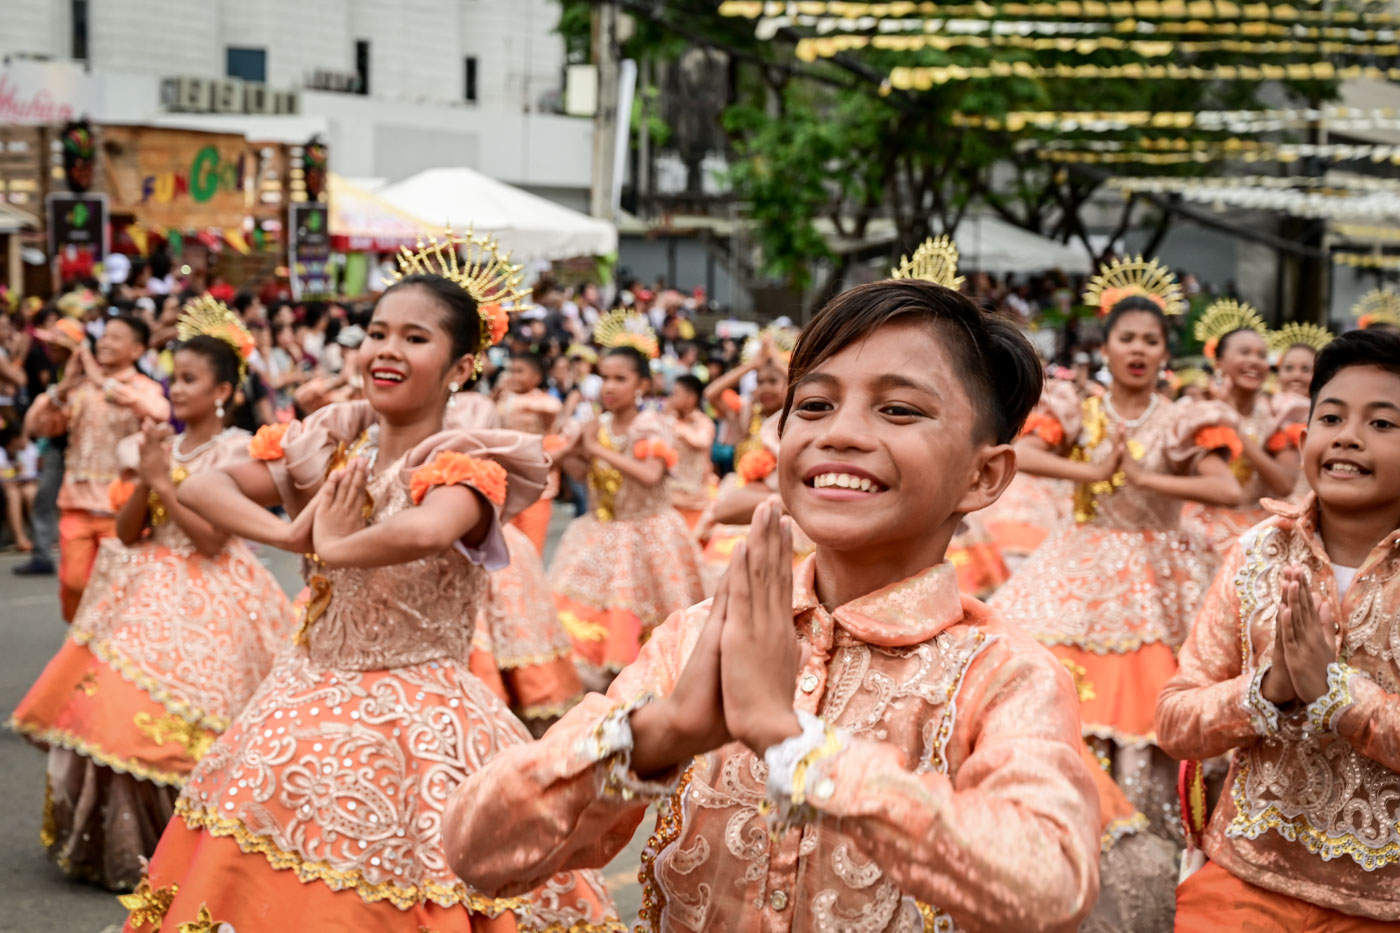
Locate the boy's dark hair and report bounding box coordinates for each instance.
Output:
[781,279,1043,445]
[232,290,256,315]
[109,313,151,348]
[1310,329,1400,406]
[511,351,547,382]
[674,374,704,398]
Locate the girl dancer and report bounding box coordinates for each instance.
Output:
[1183,300,1305,557]
[549,311,705,683]
[119,231,619,932]
[990,257,1244,826]
[11,298,292,890]
[702,325,792,465]
[495,352,561,555]
[664,374,715,530]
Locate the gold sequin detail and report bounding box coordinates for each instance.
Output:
[175,904,227,933]
[119,877,179,929]
[8,718,187,786]
[72,671,98,696]
[39,780,57,849]
[133,710,216,761]
[1060,658,1097,703]
[175,800,527,914]
[636,762,698,932]
[587,426,623,522]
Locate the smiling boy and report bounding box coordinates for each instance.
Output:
[442,280,1100,932]
[1156,329,1400,928]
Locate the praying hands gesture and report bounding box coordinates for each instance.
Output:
[312,458,371,560]
[1260,566,1340,706]
[629,498,805,776]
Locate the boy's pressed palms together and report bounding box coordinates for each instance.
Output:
[1279,566,1339,704]
[721,498,804,754]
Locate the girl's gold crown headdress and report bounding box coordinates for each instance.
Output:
[890,235,965,290]
[389,227,532,377]
[1083,255,1185,318]
[593,310,659,359]
[741,324,800,365]
[177,294,255,382]
[1195,298,1267,361]
[1268,321,1333,355]
[1353,289,1400,330]
[1172,366,1210,390]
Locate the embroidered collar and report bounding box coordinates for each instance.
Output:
[791,555,965,649]
[1264,492,1400,571]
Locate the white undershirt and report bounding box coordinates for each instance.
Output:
[1333,563,1360,599]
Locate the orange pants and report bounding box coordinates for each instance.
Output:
[510,498,551,558]
[1176,861,1393,932]
[58,509,116,623]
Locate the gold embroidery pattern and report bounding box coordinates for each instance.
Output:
[1306,662,1359,734]
[1227,752,1400,871]
[636,763,698,933]
[175,904,228,933]
[72,671,98,696]
[926,630,995,774]
[1101,812,1150,853]
[733,406,766,463]
[559,609,609,643]
[1235,528,1283,736]
[70,632,230,732]
[175,800,526,914]
[587,425,623,522]
[133,711,216,761]
[39,780,57,849]
[915,900,958,932]
[8,717,187,787]
[1060,658,1097,703]
[119,877,179,929]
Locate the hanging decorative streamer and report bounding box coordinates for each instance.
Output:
[1333,223,1400,242]
[795,33,1398,61]
[1334,253,1400,270]
[1035,141,1400,165]
[719,1,1399,27]
[1102,180,1400,221]
[887,61,1391,89]
[952,107,1400,134]
[1109,175,1400,194]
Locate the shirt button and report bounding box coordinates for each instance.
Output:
[814,778,836,801]
[799,672,819,694]
[771,890,788,911]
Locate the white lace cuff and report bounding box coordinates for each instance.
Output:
[1243,663,1283,737]
[586,694,682,800]
[763,710,846,827]
[1304,662,1360,735]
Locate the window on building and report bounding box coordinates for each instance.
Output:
[464,57,478,103]
[71,0,89,60]
[226,47,267,83]
[355,40,370,95]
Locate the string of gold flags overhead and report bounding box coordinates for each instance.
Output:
[794,34,1398,61]
[952,108,1400,134]
[720,1,1400,27]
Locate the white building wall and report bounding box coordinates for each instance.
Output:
[218,0,352,88]
[0,0,62,60]
[87,0,219,78]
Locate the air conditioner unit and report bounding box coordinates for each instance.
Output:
[275,91,300,115]
[165,76,212,112]
[213,78,245,113]
[245,83,272,114]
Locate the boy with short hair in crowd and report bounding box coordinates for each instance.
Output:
[24,315,168,620]
[1157,329,1400,929]
[444,279,1101,931]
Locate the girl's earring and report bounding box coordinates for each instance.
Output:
[216,399,225,419]
[447,382,460,408]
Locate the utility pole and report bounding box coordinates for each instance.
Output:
[589,3,620,220]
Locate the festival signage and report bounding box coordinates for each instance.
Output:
[102,126,255,230]
[0,62,102,126]
[289,202,332,299]
[46,193,109,264]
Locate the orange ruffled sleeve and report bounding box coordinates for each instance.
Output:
[1266,422,1306,454]
[632,439,679,470]
[542,433,569,454]
[1019,411,1065,448]
[107,478,136,513]
[248,422,290,461]
[410,451,509,507]
[1194,425,1243,462]
[736,448,777,485]
[720,389,743,414]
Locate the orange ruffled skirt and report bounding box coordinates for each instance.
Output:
[550,509,705,672]
[991,524,1216,747]
[509,497,552,558]
[1181,501,1272,560]
[947,516,1011,599]
[122,649,621,932]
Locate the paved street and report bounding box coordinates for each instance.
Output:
[0,506,647,931]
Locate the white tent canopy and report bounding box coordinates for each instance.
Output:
[946,214,1090,274]
[376,167,618,263]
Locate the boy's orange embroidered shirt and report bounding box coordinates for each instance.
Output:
[59,374,171,514]
[444,557,1101,933]
[1156,494,1400,921]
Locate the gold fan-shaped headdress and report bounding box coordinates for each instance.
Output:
[593,310,659,359]
[1083,255,1186,318]
[1195,298,1267,360]
[741,324,800,366]
[389,227,532,377]
[1268,321,1333,356]
[177,294,255,382]
[1353,289,1400,330]
[1172,366,1210,390]
[890,235,965,290]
